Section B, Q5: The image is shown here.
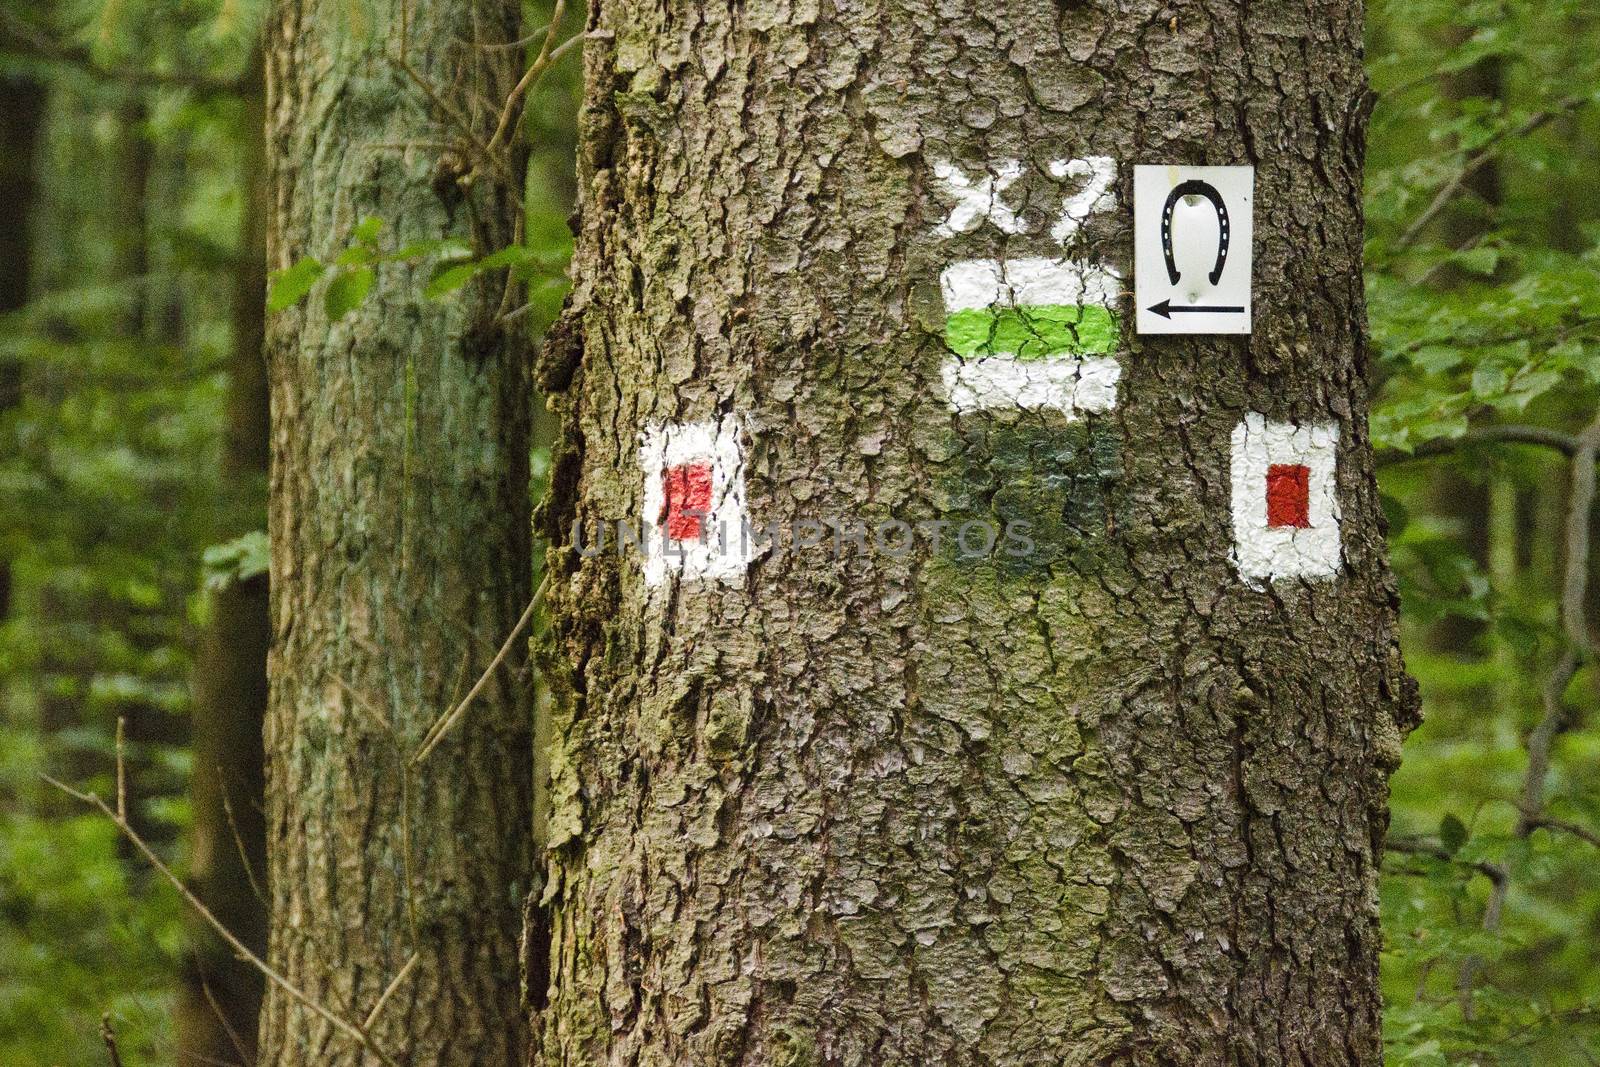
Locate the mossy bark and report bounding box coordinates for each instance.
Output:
[261,1,533,1063]
[536,0,1416,1063]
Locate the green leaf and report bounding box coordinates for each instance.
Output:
[352,215,384,244]
[1471,361,1508,398]
[1453,245,1501,276]
[266,257,325,312]
[425,260,480,299]
[334,244,378,267]
[202,531,270,591]
[1439,814,1468,856]
[324,267,375,320]
[476,245,540,271]
[387,236,474,262]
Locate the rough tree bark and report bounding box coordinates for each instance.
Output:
[536,0,1416,1064]
[261,1,533,1063]
[175,69,270,1067]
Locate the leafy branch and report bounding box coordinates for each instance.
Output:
[0,10,249,96]
[267,217,567,321]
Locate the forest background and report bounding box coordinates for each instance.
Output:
[0,0,1597,1062]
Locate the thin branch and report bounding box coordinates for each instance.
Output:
[1396,94,1592,251]
[1386,837,1508,886]
[387,53,514,190]
[0,12,248,96]
[1376,425,1582,468]
[218,771,266,905]
[412,575,547,765]
[1387,839,1511,1017]
[198,969,252,1067]
[486,0,567,155]
[472,21,552,50]
[1515,409,1600,833]
[498,301,537,326]
[1458,864,1510,1019]
[362,951,420,1030]
[43,774,403,1067]
[1388,316,1600,359]
[333,674,395,737]
[114,715,127,823]
[1524,815,1600,850]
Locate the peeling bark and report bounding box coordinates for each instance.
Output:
[536,0,1416,1063]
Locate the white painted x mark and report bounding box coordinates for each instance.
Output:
[931,159,1027,236]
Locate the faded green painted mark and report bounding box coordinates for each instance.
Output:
[937,420,1123,576]
[945,305,1121,360]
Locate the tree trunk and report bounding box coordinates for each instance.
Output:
[536,0,1416,1063]
[106,96,188,856]
[175,70,270,1067]
[0,71,46,622]
[260,2,533,1064]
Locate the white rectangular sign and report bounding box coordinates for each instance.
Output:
[1134,165,1254,335]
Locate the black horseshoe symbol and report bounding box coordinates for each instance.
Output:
[1161,180,1230,287]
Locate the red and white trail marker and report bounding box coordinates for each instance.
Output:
[1230,413,1341,584]
[639,416,751,586]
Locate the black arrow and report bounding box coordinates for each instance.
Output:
[1148,299,1246,319]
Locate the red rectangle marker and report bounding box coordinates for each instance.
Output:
[662,463,714,541]
[1265,463,1311,529]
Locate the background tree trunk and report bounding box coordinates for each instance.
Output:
[0,70,45,623]
[260,1,533,1063]
[175,69,270,1067]
[537,0,1416,1063]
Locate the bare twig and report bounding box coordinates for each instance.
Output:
[363,951,420,1030]
[100,1013,124,1067]
[1388,316,1600,360]
[1524,815,1600,850]
[412,575,547,765]
[218,771,266,905]
[498,301,537,325]
[1448,409,1600,1013]
[473,21,552,50]
[1386,837,1508,886]
[1396,95,1592,251]
[43,773,403,1067]
[198,970,252,1067]
[1387,839,1510,1017]
[114,715,127,822]
[334,674,395,736]
[387,53,516,193]
[1458,865,1510,1018]
[486,0,567,155]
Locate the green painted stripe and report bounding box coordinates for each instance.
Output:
[945,305,1121,360]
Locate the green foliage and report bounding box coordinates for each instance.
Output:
[7,0,1599,1061]
[265,255,324,312]
[0,0,263,1061]
[200,529,268,591]
[265,215,572,320]
[1370,0,1600,1061]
